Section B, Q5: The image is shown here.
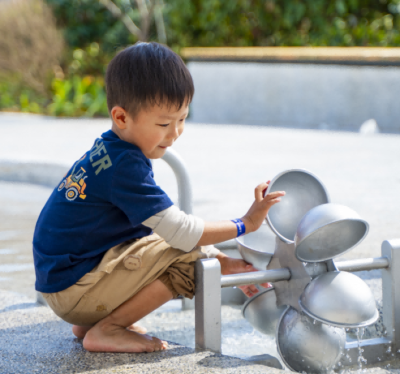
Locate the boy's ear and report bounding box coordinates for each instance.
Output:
[111,106,129,130]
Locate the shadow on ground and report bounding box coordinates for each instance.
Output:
[0,290,281,374]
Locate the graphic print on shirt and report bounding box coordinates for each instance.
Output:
[58,154,88,201]
[90,138,112,175]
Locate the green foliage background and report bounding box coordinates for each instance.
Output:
[2,0,400,116]
[47,0,400,54]
[165,0,400,50]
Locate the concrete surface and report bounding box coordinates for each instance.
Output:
[188,62,400,133]
[0,290,283,374]
[1,113,400,373]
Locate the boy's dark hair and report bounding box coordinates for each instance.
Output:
[105,42,194,118]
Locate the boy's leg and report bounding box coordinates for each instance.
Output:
[72,322,147,339]
[83,279,173,353]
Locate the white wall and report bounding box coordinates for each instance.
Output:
[188,61,400,133]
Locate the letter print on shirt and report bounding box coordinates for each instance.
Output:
[90,139,113,175]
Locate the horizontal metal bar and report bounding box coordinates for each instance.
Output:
[214,240,237,250]
[220,268,291,288]
[335,257,389,272]
[341,337,392,367]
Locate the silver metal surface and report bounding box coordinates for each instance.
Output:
[235,224,276,270]
[336,256,389,272]
[195,258,221,353]
[341,337,392,367]
[267,237,311,310]
[295,203,369,262]
[220,268,291,288]
[382,238,400,352]
[161,148,193,214]
[265,169,330,243]
[242,287,287,336]
[299,271,379,328]
[304,261,328,279]
[161,148,193,311]
[214,239,237,250]
[276,307,346,373]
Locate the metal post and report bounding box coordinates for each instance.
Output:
[195,258,222,353]
[161,148,193,215]
[161,148,195,310]
[382,239,400,351]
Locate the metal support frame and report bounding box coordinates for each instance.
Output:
[382,239,400,351]
[195,258,222,353]
[195,240,400,369]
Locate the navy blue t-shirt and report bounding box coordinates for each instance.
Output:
[33,130,173,293]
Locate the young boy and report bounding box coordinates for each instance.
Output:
[33,42,285,354]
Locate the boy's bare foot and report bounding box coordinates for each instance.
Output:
[127,323,147,334]
[82,321,167,353]
[72,323,147,339]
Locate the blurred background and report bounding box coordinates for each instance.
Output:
[0,0,400,118]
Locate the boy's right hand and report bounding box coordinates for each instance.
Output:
[241,181,285,234]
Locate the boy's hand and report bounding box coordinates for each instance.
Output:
[241,181,285,234]
[216,254,271,298]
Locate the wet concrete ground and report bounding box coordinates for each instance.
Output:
[1,113,400,372]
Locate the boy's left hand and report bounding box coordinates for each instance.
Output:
[216,254,272,298]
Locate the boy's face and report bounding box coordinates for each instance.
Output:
[111,102,189,159]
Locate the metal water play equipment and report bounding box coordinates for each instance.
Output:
[194,169,400,372]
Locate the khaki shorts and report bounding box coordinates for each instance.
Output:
[41,234,209,326]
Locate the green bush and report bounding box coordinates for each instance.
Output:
[45,0,135,51]
[0,75,108,117]
[45,0,400,56]
[165,0,400,50]
[48,75,108,117]
[0,75,48,114]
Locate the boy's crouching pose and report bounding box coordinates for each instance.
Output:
[33,42,285,353]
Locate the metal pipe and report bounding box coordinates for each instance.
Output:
[161,148,193,214]
[214,239,237,250]
[221,268,291,288]
[335,256,389,272]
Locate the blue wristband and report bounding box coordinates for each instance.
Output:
[231,218,246,237]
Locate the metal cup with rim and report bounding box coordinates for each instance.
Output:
[242,287,287,336]
[299,271,379,328]
[294,203,369,262]
[265,169,330,244]
[276,306,346,373]
[235,224,276,270]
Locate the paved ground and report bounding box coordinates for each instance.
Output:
[1,113,400,373]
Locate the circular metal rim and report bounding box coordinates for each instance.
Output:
[241,286,275,319]
[295,218,370,262]
[298,298,379,328]
[235,235,275,256]
[275,306,296,372]
[265,169,330,244]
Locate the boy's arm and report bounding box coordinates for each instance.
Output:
[196,182,285,246]
[143,182,284,251]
